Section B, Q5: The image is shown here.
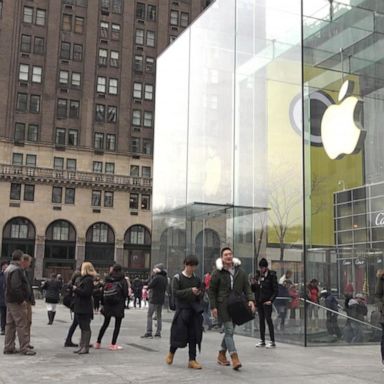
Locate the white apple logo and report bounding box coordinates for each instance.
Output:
[321,80,366,160]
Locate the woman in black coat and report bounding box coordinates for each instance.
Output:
[41,273,62,325]
[72,261,97,354]
[95,264,128,350]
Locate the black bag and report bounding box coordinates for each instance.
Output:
[227,291,254,326]
[63,291,74,309]
[103,281,122,305]
[169,274,179,311]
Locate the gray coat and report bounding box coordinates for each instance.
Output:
[375,276,384,324]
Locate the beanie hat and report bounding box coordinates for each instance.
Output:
[259,258,268,268]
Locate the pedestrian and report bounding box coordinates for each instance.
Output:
[166,255,204,370]
[64,270,81,347]
[374,268,384,370]
[41,273,62,325]
[22,254,35,350]
[95,264,128,350]
[275,281,290,331]
[256,258,278,348]
[201,282,213,331]
[93,275,103,313]
[279,270,293,285]
[320,289,341,339]
[346,293,368,343]
[306,278,320,330]
[142,285,149,308]
[132,276,143,308]
[72,261,97,355]
[141,263,167,339]
[3,249,36,355]
[0,260,9,335]
[209,247,255,370]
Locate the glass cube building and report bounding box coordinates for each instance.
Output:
[152,0,384,346]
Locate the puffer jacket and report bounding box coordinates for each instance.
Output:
[375,276,384,324]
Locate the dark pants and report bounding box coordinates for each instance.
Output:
[94,297,102,311]
[381,324,384,362]
[65,313,79,343]
[258,303,275,342]
[326,314,342,338]
[77,314,92,332]
[170,314,197,361]
[97,315,122,345]
[134,296,142,308]
[0,305,6,332]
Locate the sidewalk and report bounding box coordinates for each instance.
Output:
[0,301,382,384]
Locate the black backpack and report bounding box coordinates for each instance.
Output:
[103,280,122,305]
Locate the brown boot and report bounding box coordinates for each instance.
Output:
[188,360,202,369]
[165,352,174,365]
[230,352,242,370]
[217,350,230,366]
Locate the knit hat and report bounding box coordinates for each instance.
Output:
[259,258,268,268]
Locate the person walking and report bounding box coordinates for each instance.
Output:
[42,273,62,325]
[22,254,35,350]
[256,258,278,348]
[320,289,342,339]
[132,277,143,308]
[375,269,384,370]
[141,264,167,338]
[64,270,81,347]
[209,247,255,370]
[3,250,35,355]
[72,262,97,355]
[0,261,9,335]
[95,264,128,350]
[274,280,290,331]
[166,255,204,370]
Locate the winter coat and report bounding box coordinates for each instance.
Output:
[375,276,384,324]
[132,278,143,297]
[0,271,6,307]
[101,272,128,318]
[147,270,167,305]
[208,258,254,323]
[4,262,31,304]
[259,270,279,304]
[42,279,62,304]
[73,275,94,316]
[274,284,290,308]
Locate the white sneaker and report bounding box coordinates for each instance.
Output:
[266,342,276,348]
[256,341,266,347]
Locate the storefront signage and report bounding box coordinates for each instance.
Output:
[374,212,384,226]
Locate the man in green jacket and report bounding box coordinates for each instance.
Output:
[209,247,255,370]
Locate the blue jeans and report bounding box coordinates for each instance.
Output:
[220,321,236,354]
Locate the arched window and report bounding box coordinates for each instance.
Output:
[124,225,151,245]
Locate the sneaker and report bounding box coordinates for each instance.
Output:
[154,333,161,338]
[21,350,36,356]
[94,342,101,349]
[141,333,153,339]
[266,342,276,348]
[108,344,123,351]
[256,341,266,347]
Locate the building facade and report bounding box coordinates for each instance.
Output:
[0,0,210,280]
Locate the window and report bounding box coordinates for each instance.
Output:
[134,55,143,71]
[144,84,153,100]
[61,42,71,59]
[98,48,107,66]
[111,23,120,40]
[94,133,104,150]
[27,125,38,142]
[180,12,189,27]
[23,7,33,23]
[101,0,110,10]
[95,104,105,122]
[73,44,83,61]
[130,165,139,177]
[10,183,21,200]
[92,223,108,242]
[145,57,155,72]
[71,72,81,88]
[69,100,80,118]
[65,188,75,204]
[52,221,69,240]
[56,128,66,145]
[21,34,31,53]
[12,153,23,166]
[105,162,114,174]
[100,21,109,38]
[143,139,152,155]
[19,64,29,81]
[57,99,68,118]
[131,138,140,153]
[147,5,156,21]
[136,3,145,18]
[34,37,45,54]
[15,123,25,142]
[66,158,77,171]
[62,14,72,31]
[93,161,102,173]
[32,66,42,83]
[133,82,142,98]
[170,10,178,26]
[110,50,119,67]
[68,129,78,146]
[104,191,113,207]
[36,9,46,26]
[112,0,122,13]
[16,93,28,112]
[52,187,62,204]
[146,31,155,47]
[24,185,35,201]
[54,157,64,170]
[74,16,84,33]
[135,29,144,45]
[107,106,117,123]
[130,193,139,209]
[141,194,150,210]
[109,78,118,95]
[132,110,141,126]
[143,111,153,127]
[30,95,40,113]
[10,222,28,239]
[26,154,36,167]
[97,76,106,93]
[106,134,116,151]
[142,166,151,178]
[91,190,101,206]
[59,70,69,86]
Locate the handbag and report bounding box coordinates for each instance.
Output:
[227,291,254,326]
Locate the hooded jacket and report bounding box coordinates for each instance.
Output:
[101,271,128,318]
[208,257,254,323]
[147,269,167,305]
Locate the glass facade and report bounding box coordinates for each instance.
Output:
[153,0,383,346]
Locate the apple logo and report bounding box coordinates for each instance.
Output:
[321,80,366,160]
